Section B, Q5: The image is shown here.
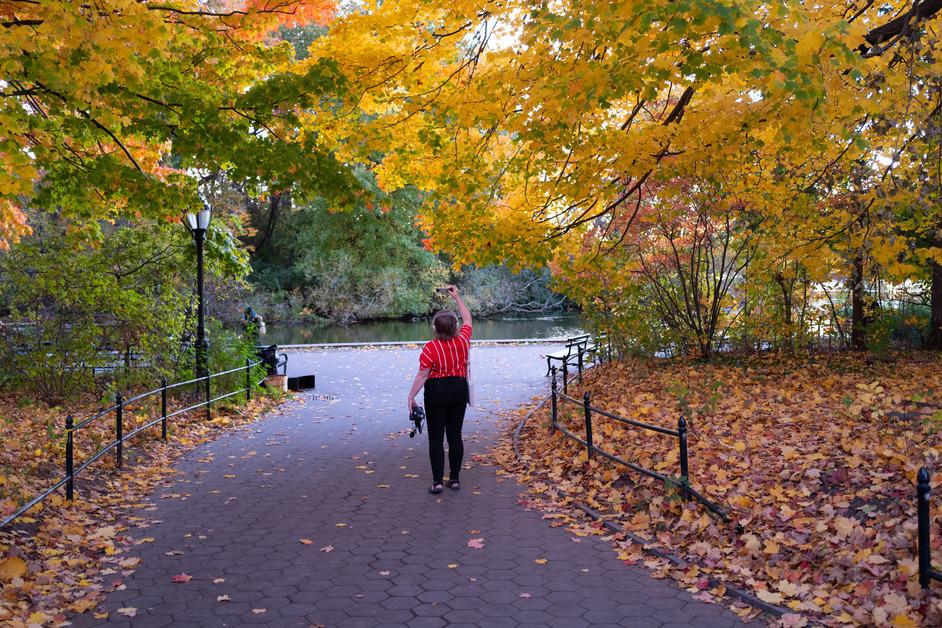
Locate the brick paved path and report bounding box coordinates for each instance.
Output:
[77,344,747,628]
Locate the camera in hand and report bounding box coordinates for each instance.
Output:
[409,405,425,438]
[435,287,450,294]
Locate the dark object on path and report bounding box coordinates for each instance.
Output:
[409,405,425,438]
[287,374,316,391]
[255,344,286,376]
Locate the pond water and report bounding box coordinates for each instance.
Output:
[260,314,587,345]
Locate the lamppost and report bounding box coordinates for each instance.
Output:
[185,203,211,381]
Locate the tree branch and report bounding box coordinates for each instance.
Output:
[860,0,942,56]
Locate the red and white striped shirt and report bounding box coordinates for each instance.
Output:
[419,323,472,378]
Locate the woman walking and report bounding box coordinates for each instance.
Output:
[407,286,472,494]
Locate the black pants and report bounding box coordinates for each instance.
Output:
[423,376,469,484]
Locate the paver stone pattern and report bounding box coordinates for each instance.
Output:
[75,344,748,627]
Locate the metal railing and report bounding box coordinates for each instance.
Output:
[0,356,280,531]
[549,366,727,520]
[918,467,942,588]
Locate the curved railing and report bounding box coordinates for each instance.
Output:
[548,365,728,520]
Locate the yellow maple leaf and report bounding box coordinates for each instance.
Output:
[891,614,918,628]
[72,597,98,613]
[0,556,27,579]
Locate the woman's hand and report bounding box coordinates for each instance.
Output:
[408,368,430,416]
[448,286,472,327]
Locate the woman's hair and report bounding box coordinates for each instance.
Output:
[432,310,459,340]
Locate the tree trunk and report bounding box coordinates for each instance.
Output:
[254,192,285,255]
[929,254,942,350]
[774,272,793,351]
[850,256,867,351]
[862,1,942,51]
[700,337,712,360]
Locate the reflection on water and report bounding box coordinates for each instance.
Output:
[261,315,587,345]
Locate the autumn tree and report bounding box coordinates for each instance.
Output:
[299,0,942,353]
[0,0,353,247]
[7,0,942,355]
[882,73,942,349]
[636,181,757,358]
[308,2,935,252]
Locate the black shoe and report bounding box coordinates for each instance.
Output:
[445,479,460,490]
[429,484,443,494]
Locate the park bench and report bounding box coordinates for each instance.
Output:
[255,344,288,376]
[545,333,595,376]
[255,344,315,391]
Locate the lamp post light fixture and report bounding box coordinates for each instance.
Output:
[185,204,211,384]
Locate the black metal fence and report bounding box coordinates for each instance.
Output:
[0,355,282,531]
[554,340,942,589]
[549,366,727,520]
[917,467,942,588]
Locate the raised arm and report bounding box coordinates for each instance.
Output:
[448,285,472,328]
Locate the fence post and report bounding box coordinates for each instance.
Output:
[678,416,690,498]
[115,392,123,469]
[563,362,569,395]
[919,467,932,588]
[65,415,74,501]
[583,392,594,460]
[205,373,212,422]
[245,358,252,402]
[160,377,168,440]
[577,347,584,374]
[550,367,558,434]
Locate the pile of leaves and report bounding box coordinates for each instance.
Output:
[495,352,942,626]
[0,389,285,626]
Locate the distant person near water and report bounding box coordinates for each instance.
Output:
[241,307,266,343]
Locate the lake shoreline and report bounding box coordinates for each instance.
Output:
[278,337,573,350]
[252,312,589,346]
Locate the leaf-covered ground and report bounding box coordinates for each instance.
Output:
[0,390,285,627]
[495,352,942,627]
